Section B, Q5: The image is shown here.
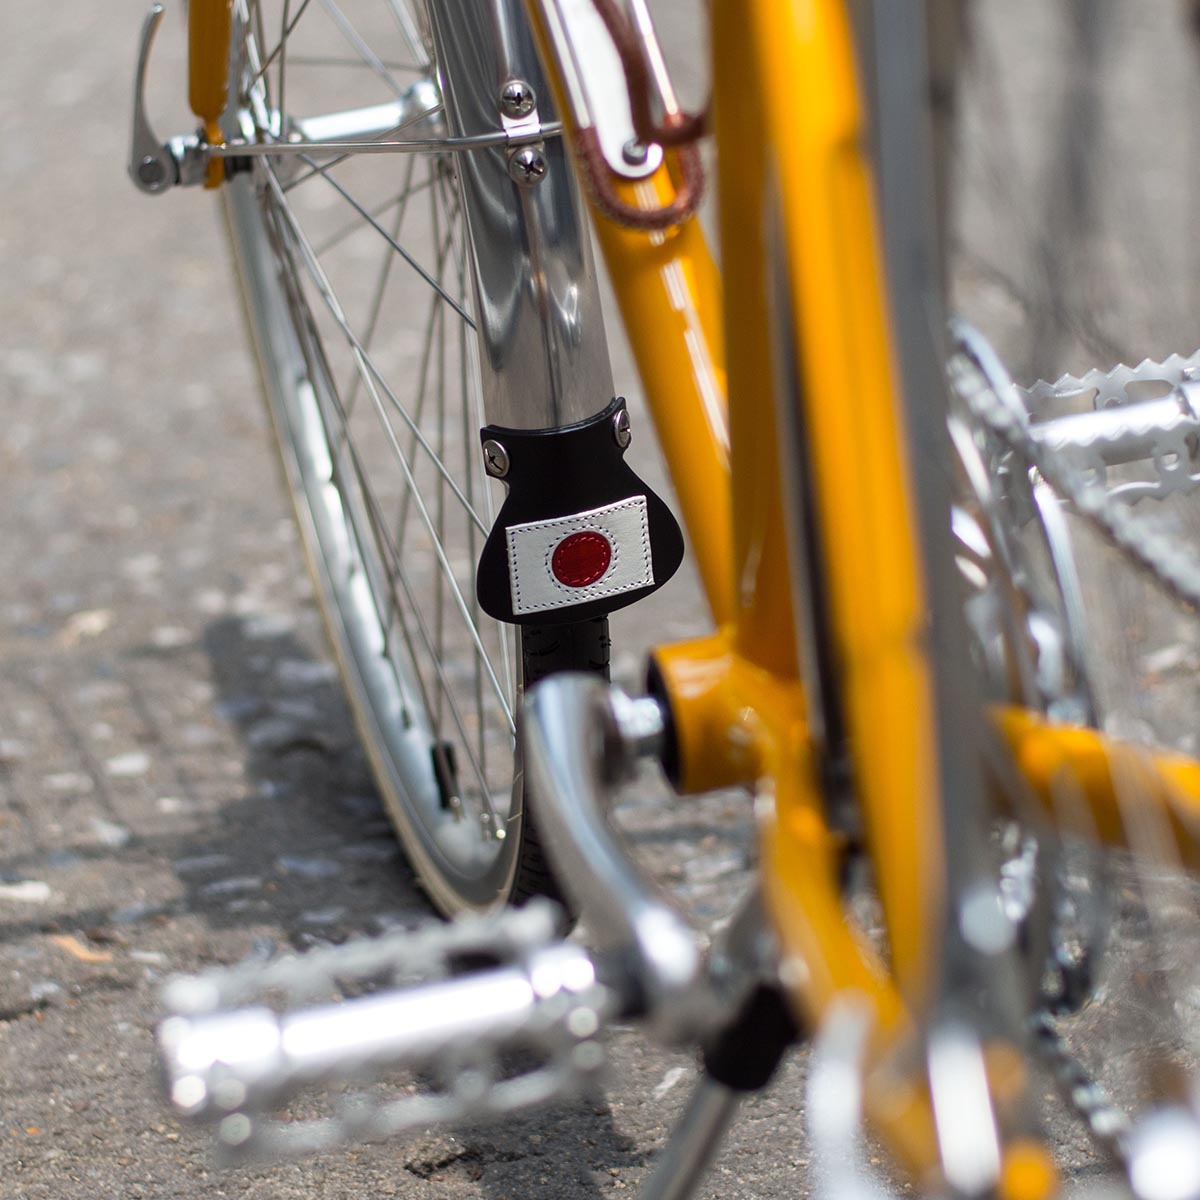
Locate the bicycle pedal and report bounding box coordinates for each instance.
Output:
[158,899,613,1162]
[1017,352,1200,503]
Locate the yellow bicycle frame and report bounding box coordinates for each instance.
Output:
[185,0,1200,1191]
[586,0,952,1178]
[188,0,232,187]
[532,0,1200,1192]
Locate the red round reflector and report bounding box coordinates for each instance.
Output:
[550,531,612,588]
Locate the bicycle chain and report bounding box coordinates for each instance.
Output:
[947,328,1200,615]
[1029,1012,1132,1168]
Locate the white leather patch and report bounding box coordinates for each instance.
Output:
[506,496,654,616]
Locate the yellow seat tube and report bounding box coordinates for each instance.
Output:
[589,174,734,628]
[711,0,943,1002]
[188,0,232,187]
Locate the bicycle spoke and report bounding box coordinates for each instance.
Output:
[391,287,449,528]
[297,299,515,761]
[311,174,433,257]
[277,0,294,140]
[340,153,418,412]
[281,102,446,194]
[299,152,475,327]
[454,214,491,782]
[359,476,501,819]
[247,0,273,111]
[431,163,470,301]
[434,245,448,736]
[337,393,499,807]
[265,165,513,731]
[316,0,408,97]
[311,337,501,818]
[266,164,486,534]
[250,0,314,92]
[285,55,424,72]
[383,0,429,67]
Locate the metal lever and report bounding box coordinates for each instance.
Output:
[129,3,209,194]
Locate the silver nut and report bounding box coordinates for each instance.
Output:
[613,408,632,449]
[621,139,649,167]
[499,79,537,119]
[482,439,510,478]
[507,146,548,185]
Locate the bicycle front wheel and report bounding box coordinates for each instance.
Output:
[221,0,607,915]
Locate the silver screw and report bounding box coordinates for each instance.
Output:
[613,408,632,449]
[507,146,548,185]
[499,79,537,119]
[482,439,510,478]
[622,139,649,167]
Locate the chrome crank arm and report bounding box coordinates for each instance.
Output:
[157,678,778,1166]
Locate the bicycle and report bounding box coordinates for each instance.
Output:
[130,1,1200,1196]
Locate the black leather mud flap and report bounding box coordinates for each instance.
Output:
[476,398,685,626]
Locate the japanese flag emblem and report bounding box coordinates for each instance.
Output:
[505,496,654,617]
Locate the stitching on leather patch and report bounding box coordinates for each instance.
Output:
[506,496,654,615]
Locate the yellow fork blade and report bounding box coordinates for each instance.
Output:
[188,0,232,187]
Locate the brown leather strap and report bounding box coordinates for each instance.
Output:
[574,126,703,231]
[588,0,708,146]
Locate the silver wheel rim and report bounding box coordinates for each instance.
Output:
[223,0,522,912]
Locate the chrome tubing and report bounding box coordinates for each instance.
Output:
[424,0,615,430]
[638,1078,740,1200]
[522,674,715,1040]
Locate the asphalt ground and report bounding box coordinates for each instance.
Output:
[1,3,1200,1199]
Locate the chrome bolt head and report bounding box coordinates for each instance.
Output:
[613,408,632,449]
[499,79,537,119]
[507,146,548,185]
[621,139,650,167]
[138,155,167,187]
[482,439,510,478]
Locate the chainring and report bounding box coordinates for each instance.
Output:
[948,323,1109,1012]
